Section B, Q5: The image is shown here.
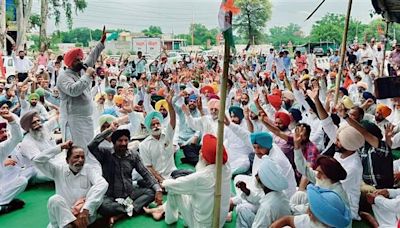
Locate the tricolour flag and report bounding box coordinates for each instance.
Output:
[218,0,240,53]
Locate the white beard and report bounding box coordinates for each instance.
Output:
[315,177,333,189]
[30,128,49,141]
[310,219,328,228]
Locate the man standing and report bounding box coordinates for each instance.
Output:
[88,122,163,226]
[57,26,106,168]
[33,141,108,228]
[12,48,33,82]
[0,111,24,214]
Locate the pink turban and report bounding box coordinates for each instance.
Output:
[275,111,291,127]
[208,98,220,110]
[64,48,84,68]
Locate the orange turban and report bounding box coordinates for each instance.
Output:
[64,48,84,68]
[201,134,228,164]
[200,85,215,94]
[376,104,392,118]
[113,95,124,106]
[275,111,291,127]
[207,98,220,110]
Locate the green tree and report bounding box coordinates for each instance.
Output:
[267,23,306,48]
[189,23,219,46]
[234,0,272,45]
[310,13,367,44]
[50,0,87,29]
[142,26,162,37]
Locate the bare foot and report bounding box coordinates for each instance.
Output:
[359,211,379,228]
[143,206,164,221]
[108,214,125,227]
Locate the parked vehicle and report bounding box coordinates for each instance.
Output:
[313,47,325,56]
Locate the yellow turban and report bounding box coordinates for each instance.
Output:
[113,95,124,106]
[341,96,354,110]
[155,99,169,111]
[211,82,219,94]
[376,104,392,118]
[95,93,106,102]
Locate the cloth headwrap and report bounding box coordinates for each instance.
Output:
[64,48,84,68]
[103,108,118,117]
[95,93,106,102]
[339,87,348,96]
[98,114,116,128]
[189,94,198,101]
[250,132,273,149]
[207,98,220,110]
[282,91,294,100]
[356,81,368,90]
[105,88,116,95]
[200,85,215,94]
[289,108,302,122]
[337,125,365,151]
[258,156,288,191]
[360,120,383,140]
[208,94,220,100]
[111,129,130,144]
[340,96,354,109]
[144,111,164,130]
[0,122,6,130]
[0,99,13,109]
[376,103,392,118]
[316,155,347,183]
[249,103,259,115]
[201,134,228,164]
[211,82,219,94]
[229,106,244,121]
[35,88,45,97]
[155,99,169,112]
[20,111,39,132]
[268,95,282,110]
[28,93,40,101]
[275,111,291,127]
[362,92,376,102]
[307,184,351,228]
[113,95,124,106]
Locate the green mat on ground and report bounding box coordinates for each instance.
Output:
[0,150,367,227]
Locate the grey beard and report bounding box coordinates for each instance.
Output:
[315,177,333,189]
[30,128,48,141]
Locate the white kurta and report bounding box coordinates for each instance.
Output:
[163,164,231,228]
[32,145,108,228]
[372,189,400,228]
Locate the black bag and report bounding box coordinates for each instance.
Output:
[374,76,400,99]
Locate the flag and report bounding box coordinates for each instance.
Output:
[218,0,240,53]
[106,32,119,41]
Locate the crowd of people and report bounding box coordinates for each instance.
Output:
[0,26,400,228]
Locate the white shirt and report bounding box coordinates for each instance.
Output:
[33,146,108,216]
[334,152,363,220]
[252,191,291,228]
[12,54,33,73]
[0,121,23,181]
[20,99,49,121]
[139,124,176,179]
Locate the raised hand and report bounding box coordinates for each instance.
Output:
[61,140,73,150]
[4,158,17,167]
[100,26,107,44]
[197,96,203,113]
[385,123,395,140]
[243,106,250,120]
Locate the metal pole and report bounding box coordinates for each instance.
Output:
[212,17,230,228]
[379,21,390,77]
[334,0,353,105]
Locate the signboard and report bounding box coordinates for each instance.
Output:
[132,37,161,57]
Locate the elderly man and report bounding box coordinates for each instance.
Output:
[20,92,49,121]
[88,122,163,226]
[57,27,106,169]
[16,111,60,183]
[185,98,220,135]
[33,141,108,228]
[144,134,232,228]
[0,111,24,215]
[236,156,291,228]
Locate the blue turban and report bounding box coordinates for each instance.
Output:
[258,156,288,191]
[105,87,116,95]
[289,108,302,122]
[189,94,198,101]
[362,91,376,102]
[229,106,244,121]
[250,132,273,149]
[144,111,164,130]
[103,108,118,117]
[249,103,259,115]
[307,184,351,228]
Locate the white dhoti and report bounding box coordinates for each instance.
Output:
[0,176,28,205]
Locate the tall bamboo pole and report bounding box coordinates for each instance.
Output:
[379,21,390,78]
[212,19,230,228]
[334,0,353,105]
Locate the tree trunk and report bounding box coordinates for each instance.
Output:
[0,0,6,51]
[246,7,252,47]
[39,0,48,52]
[16,0,33,51]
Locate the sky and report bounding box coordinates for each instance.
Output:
[32,0,378,35]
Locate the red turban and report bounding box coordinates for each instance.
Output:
[275,111,291,127]
[200,85,215,94]
[268,95,282,110]
[64,48,84,68]
[201,134,228,164]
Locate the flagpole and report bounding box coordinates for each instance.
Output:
[212,12,231,228]
[334,0,353,105]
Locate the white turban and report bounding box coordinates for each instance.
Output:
[258,156,288,191]
[337,125,365,151]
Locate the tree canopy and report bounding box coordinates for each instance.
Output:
[142,26,163,37]
[266,23,307,47]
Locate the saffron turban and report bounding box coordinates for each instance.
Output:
[275,111,291,127]
[113,95,124,106]
[201,134,227,164]
[376,103,392,118]
[200,85,215,94]
[64,48,84,68]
